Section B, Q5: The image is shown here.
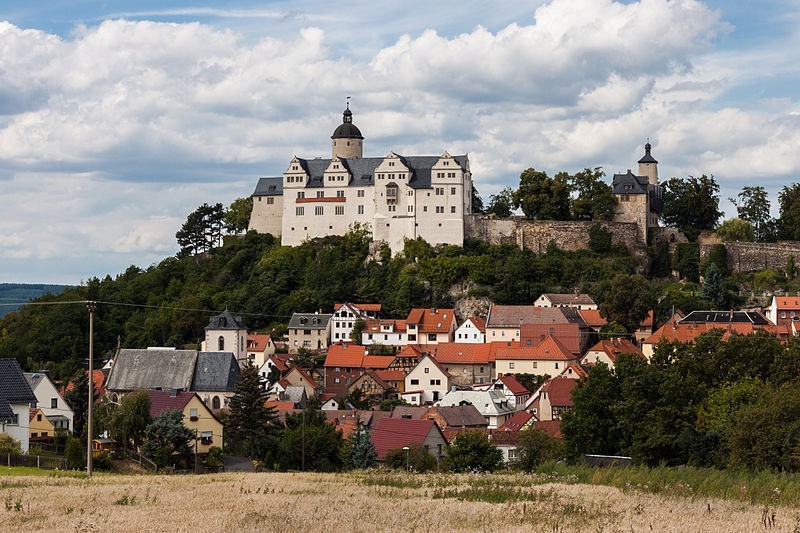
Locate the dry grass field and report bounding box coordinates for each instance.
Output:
[1,469,799,532]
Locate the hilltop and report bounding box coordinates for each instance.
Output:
[0,283,68,319]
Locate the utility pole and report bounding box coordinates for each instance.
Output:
[301,408,305,472]
[86,300,96,478]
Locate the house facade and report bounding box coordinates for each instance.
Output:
[403,354,451,405]
[332,303,381,343]
[454,316,486,343]
[534,293,598,310]
[146,390,223,454]
[406,308,457,346]
[287,312,332,353]
[24,372,74,434]
[248,105,475,253]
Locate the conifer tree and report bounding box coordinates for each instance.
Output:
[226,363,277,459]
[348,420,377,469]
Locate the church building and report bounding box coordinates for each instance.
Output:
[248,104,475,252]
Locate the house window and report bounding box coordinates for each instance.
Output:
[532,362,538,368]
[435,206,444,213]
[315,206,324,215]
[212,396,221,410]
[424,367,430,374]
[509,362,515,369]
[201,431,213,445]
[335,378,340,384]
[358,205,364,214]
[296,206,304,216]
[51,398,58,409]
[190,408,199,421]
[410,379,419,385]
[218,336,225,350]
[555,363,559,369]
[37,413,42,421]
[266,197,274,205]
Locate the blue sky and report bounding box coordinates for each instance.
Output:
[1,0,799,283]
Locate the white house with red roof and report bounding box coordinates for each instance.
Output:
[370,417,448,462]
[332,303,382,343]
[406,308,457,346]
[246,333,276,368]
[454,316,486,343]
[362,318,407,346]
[488,374,530,409]
[766,295,800,329]
[402,354,451,405]
[494,335,577,377]
[429,343,492,386]
[526,376,578,422]
[581,338,644,369]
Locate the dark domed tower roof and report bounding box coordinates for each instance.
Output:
[331,103,364,140]
[638,141,658,164]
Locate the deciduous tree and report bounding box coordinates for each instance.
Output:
[224,197,253,234]
[513,169,570,221]
[715,218,754,242]
[599,274,654,332]
[777,183,800,240]
[661,175,722,240]
[730,186,774,242]
[444,431,503,472]
[570,167,616,221]
[486,187,515,217]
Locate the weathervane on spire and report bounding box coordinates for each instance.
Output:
[346,95,351,109]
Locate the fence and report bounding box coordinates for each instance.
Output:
[3,453,68,470]
[116,448,158,472]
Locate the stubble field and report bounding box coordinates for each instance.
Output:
[1,469,799,532]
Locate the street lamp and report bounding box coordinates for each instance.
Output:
[402,446,410,472]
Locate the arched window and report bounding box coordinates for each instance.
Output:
[212,396,221,410]
[218,336,225,350]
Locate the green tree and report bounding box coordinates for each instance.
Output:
[349,318,365,344]
[63,371,99,439]
[730,186,773,242]
[110,390,152,450]
[471,186,485,214]
[226,363,278,459]
[599,274,654,332]
[777,183,800,240]
[661,175,722,240]
[715,218,754,242]
[346,420,377,469]
[513,169,570,220]
[673,243,700,282]
[444,431,503,472]
[0,433,22,455]
[175,202,225,256]
[486,187,515,217]
[278,408,343,471]
[224,197,253,234]
[727,381,800,472]
[561,362,621,457]
[787,255,797,279]
[570,167,615,221]
[64,437,85,470]
[701,263,726,309]
[514,427,562,471]
[141,410,195,468]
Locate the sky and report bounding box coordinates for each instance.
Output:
[1,0,799,284]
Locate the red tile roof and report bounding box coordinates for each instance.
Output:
[364,318,407,333]
[534,420,563,440]
[270,354,291,372]
[324,342,368,367]
[370,417,442,460]
[464,316,486,332]
[774,297,800,310]
[406,308,456,333]
[643,321,787,346]
[497,410,536,431]
[397,344,426,359]
[540,376,578,407]
[431,343,491,364]
[497,374,529,395]
[63,369,106,398]
[487,341,520,362]
[374,369,406,382]
[560,363,589,379]
[247,334,272,352]
[362,355,395,369]
[146,390,196,418]
[585,338,644,362]
[577,309,607,328]
[520,323,583,355]
[495,335,575,361]
[334,303,383,313]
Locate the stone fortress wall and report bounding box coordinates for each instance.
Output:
[464,215,643,253]
[700,241,800,274]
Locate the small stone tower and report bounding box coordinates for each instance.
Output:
[638,141,659,187]
[331,102,363,159]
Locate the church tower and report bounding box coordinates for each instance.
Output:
[331,102,363,159]
[638,141,658,187]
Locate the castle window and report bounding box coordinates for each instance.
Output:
[296,207,304,216]
[435,187,444,195]
[357,190,365,197]
[448,172,456,178]
[389,161,395,166]
[336,190,345,198]
[292,165,298,171]
[358,205,364,214]
[218,336,225,350]
[266,197,274,205]
[408,206,413,213]
[423,206,428,212]
[297,191,305,199]
[450,187,456,195]
[315,206,324,216]
[451,206,456,213]
[388,205,396,212]
[436,206,444,213]
[317,191,325,198]
[408,191,413,196]
[298,177,303,183]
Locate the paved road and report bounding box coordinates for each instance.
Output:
[223,455,255,472]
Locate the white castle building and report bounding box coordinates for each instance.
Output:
[248,105,475,251]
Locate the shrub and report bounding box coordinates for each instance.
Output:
[385,444,439,472]
[0,433,22,455]
[93,452,112,471]
[205,446,224,467]
[65,437,85,470]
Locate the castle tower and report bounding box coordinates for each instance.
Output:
[331,102,363,159]
[638,141,658,187]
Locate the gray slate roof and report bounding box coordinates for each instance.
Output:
[252,177,283,197]
[288,313,332,329]
[205,309,246,331]
[611,170,649,195]
[434,405,487,427]
[540,293,597,307]
[106,349,197,392]
[0,399,14,421]
[0,359,37,405]
[191,352,241,392]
